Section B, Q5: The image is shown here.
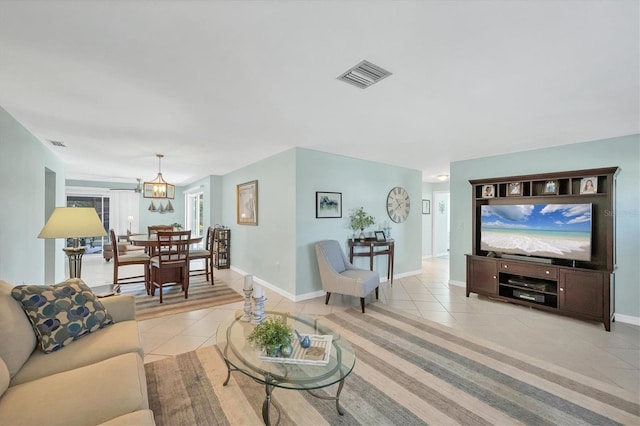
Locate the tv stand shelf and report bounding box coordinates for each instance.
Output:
[466,167,618,331]
[499,271,558,309]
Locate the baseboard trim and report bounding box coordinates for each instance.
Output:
[230,266,326,302]
[614,313,640,326]
[393,269,422,280]
[449,280,465,288]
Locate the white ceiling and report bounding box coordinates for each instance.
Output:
[0,0,638,185]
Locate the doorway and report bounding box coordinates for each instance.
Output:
[433,191,450,258]
[185,191,204,240]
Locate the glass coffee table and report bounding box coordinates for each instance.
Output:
[217,311,356,425]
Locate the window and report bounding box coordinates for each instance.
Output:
[66,195,109,252]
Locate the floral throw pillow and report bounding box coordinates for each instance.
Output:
[11,279,113,353]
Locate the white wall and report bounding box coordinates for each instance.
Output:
[450,134,640,319]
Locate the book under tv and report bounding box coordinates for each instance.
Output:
[480,203,592,262]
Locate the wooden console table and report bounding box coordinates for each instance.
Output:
[348,238,394,284]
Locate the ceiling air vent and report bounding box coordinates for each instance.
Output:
[337,60,392,89]
[47,139,67,147]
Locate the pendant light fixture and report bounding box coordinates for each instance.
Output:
[143,154,175,200]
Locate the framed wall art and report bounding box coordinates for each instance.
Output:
[316,191,342,218]
[580,177,597,194]
[482,185,495,198]
[507,182,522,196]
[543,180,558,195]
[422,199,431,214]
[374,231,386,241]
[237,180,258,225]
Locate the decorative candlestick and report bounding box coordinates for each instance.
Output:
[252,285,266,324]
[241,275,253,321]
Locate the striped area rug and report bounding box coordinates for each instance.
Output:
[120,277,243,321]
[144,304,640,425]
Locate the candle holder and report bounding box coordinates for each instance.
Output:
[241,288,253,321]
[252,295,266,324]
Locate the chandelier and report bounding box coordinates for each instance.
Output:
[144,154,175,214]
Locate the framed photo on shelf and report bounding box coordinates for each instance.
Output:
[507,182,522,197]
[237,180,258,225]
[580,177,597,194]
[482,185,495,198]
[422,199,431,214]
[315,192,342,218]
[543,180,558,195]
[374,231,386,241]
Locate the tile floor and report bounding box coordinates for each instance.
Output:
[81,253,640,395]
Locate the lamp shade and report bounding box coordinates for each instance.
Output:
[38,207,107,239]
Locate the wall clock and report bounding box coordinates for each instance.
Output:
[386,187,410,223]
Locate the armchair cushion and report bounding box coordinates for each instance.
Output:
[320,242,348,273]
[0,359,9,398]
[315,240,380,300]
[10,279,113,354]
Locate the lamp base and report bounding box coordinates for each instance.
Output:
[63,246,87,279]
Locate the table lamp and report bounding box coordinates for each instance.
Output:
[38,207,107,278]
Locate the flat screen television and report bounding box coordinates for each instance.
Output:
[480,203,592,262]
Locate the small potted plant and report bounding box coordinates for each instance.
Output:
[349,207,375,240]
[247,316,294,357]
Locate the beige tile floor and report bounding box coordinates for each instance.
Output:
[81,253,640,395]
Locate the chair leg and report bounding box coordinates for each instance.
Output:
[375,287,379,299]
[360,298,366,313]
[145,265,150,295]
[184,267,189,299]
[159,282,163,303]
[325,292,331,305]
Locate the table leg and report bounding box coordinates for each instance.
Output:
[262,381,280,426]
[369,245,374,271]
[306,375,347,416]
[390,250,394,285]
[222,359,232,386]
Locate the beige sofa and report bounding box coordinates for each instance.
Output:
[0,279,155,425]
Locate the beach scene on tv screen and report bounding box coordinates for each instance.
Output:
[480,204,592,261]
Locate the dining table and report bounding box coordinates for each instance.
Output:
[128,233,205,290]
[128,233,204,248]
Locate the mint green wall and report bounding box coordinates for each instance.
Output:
[0,107,66,284]
[219,147,422,298]
[295,149,423,296]
[222,149,297,295]
[450,134,640,318]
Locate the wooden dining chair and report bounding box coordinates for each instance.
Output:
[149,230,191,303]
[147,225,174,237]
[146,225,173,256]
[109,229,150,294]
[188,226,214,283]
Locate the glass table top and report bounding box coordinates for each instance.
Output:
[217,310,356,390]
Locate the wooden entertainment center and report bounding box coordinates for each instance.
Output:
[466,167,618,331]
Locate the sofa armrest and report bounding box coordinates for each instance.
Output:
[101,294,136,322]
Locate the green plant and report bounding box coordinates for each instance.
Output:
[171,222,183,230]
[247,316,293,352]
[349,207,375,231]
